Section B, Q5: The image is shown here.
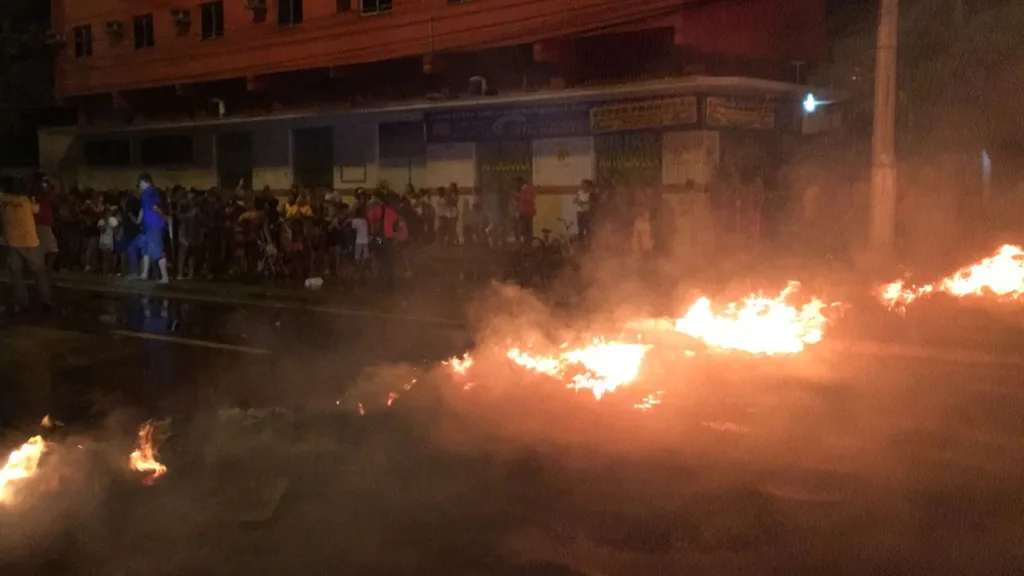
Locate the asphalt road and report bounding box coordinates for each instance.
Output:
[2,287,1024,575]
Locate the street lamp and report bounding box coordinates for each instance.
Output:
[802,93,820,113]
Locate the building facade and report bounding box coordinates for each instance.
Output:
[44,0,832,238]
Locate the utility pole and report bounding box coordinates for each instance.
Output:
[870,0,899,255]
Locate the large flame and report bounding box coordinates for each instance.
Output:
[129,421,167,485]
[506,339,650,399]
[0,436,47,503]
[879,245,1024,309]
[674,283,828,355]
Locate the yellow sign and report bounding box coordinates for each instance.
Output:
[705,96,775,129]
[590,96,698,134]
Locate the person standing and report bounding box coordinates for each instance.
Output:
[137,173,170,283]
[118,188,142,275]
[175,189,199,280]
[514,177,536,245]
[80,189,104,272]
[32,177,60,271]
[350,204,370,275]
[0,177,51,312]
[367,193,402,288]
[575,179,594,245]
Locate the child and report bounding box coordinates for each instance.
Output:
[98,203,122,275]
[350,205,369,269]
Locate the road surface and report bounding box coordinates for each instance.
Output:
[1,286,1023,575]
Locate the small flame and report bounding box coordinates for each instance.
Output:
[129,421,167,485]
[633,392,664,411]
[358,402,366,416]
[506,340,650,399]
[387,392,399,407]
[445,354,474,375]
[674,283,828,355]
[0,436,47,503]
[879,245,1024,309]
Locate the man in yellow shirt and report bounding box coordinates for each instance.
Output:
[0,178,51,311]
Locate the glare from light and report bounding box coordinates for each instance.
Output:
[803,93,819,113]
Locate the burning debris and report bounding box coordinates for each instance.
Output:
[432,282,837,410]
[444,355,474,375]
[129,421,167,485]
[504,340,651,400]
[878,244,1024,310]
[0,436,47,503]
[633,392,664,411]
[673,283,830,355]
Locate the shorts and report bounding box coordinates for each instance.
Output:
[143,227,166,260]
[36,226,59,254]
[354,243,369,262]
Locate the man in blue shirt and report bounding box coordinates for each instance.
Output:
[137,173,170,283]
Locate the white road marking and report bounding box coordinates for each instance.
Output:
[110,330,271,355]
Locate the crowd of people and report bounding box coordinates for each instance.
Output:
[1,172,552,293]
[2,166,706,313]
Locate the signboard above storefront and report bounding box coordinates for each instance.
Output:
[424,93,789,142]
[426,103,591,143]
[426,95,700,143]
[589,96,698,134]
[705,96,776,130]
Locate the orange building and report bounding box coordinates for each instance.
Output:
[43,0,833,235]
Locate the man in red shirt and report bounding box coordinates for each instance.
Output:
[32,176,60,271]
[366,191,404,287]
[513,177,536,245]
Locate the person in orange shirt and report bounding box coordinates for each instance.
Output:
[0,177,51,312]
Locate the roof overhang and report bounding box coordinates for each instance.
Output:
[46,76,844,136]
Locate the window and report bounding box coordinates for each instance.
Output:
[278,0,303,26]
[83,140,131,166]
[140,135,194,165]
[292,127,334,189]
[73,25,92,58]
[133,14,155,49]
[201,1,224,39]
[361,0,392,15]
[337,0,351,12]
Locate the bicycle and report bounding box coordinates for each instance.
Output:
[530,219,580,287]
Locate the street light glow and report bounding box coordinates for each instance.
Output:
[803,93,819,113]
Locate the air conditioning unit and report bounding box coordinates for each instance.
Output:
[245,0,267,10]
[105,21,124,37]
[44,31,66,45]
[171,9,191,25]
